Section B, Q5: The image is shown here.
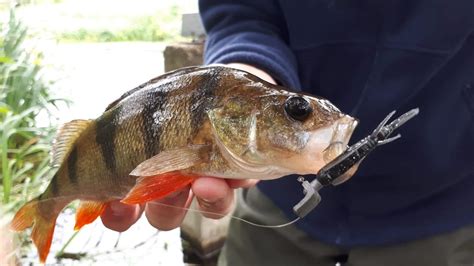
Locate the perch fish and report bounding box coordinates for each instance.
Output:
[10,65,357,263]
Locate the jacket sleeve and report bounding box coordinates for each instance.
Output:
[199,0,301,90]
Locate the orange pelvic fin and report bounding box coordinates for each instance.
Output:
[10,199,60,264]
[121,171,198,205]
[74,201,108,231]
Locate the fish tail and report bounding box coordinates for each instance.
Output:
[10,197,67,264]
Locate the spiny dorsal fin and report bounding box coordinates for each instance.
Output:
[105,66,202,112]
[51,119,92,167]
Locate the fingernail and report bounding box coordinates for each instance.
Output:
[197,197,223,210]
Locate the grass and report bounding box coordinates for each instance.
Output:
[0,9,66,264]
[12,0,190,43]
[0,8,65,212]
[58,7,182,42]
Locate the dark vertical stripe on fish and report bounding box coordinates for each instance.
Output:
[49,174,59,196]
[68,146,78,184]
[96,106,121,173]
[189,69,221,133]
[38,174,59,215]
[142,90,168,158]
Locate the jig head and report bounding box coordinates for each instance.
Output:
[293,108,419,218]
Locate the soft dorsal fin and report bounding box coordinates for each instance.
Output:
[105,66,202,111]
[51,119,92,167]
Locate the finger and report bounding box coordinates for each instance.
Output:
[145,186,192,231]
[101,200,143,232]
[227,63,277,84]
[192,177,234,219]
[226,179,259,189]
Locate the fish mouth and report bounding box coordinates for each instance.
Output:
[293,115,358,175]
[322,115,358,163]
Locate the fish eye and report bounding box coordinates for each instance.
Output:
[284,96,313,121]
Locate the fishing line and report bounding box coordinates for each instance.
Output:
[19,195,302,229]
[147,200,301,229]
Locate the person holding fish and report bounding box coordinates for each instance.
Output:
[161,1,473,266]
[100,1,474,265]
[99,1,474,265]
[10,1,474,265]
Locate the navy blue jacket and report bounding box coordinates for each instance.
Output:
[199,0,474,246]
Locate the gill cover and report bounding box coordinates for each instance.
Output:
[206,97,287,178]
[207,97,262,163]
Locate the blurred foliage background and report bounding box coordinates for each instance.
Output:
[0,7,63,265]
[11,0,185,42]
[0,0,194,264]
[0,8,61,213]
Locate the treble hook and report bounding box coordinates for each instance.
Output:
[293,108,420,218]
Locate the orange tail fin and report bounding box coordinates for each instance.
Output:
[10,199,62,264]
[74,201,108,231]
[121,171,197,205]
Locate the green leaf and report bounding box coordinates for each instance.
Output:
[1,8,67,208]
[0,57,13,64]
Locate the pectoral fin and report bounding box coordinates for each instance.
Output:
[129,145,210,177]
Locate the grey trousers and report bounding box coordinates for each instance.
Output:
[218,187,474,266]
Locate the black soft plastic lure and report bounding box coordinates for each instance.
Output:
[293,108,420,218]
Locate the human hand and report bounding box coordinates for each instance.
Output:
[101,63,274,232]
[226,63,277,84]
[100,178,258,231]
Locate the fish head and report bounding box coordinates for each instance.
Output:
[208,88,358,179]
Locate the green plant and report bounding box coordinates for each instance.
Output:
[58,6,183,43]
[0,9,65,209]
